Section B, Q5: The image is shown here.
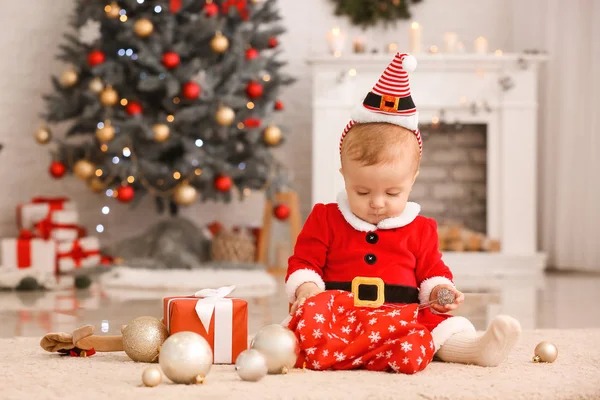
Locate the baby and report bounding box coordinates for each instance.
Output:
[285,52,521,374]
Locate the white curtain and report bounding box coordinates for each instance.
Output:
[513,0,600,271]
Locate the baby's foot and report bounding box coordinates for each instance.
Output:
[437,315,521,367]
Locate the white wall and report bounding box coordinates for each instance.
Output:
[0,0,515,245]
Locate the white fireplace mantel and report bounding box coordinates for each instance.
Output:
[308,53,548,328]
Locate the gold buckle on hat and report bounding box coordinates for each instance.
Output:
[380,95,399,112]
[352,277,385,308]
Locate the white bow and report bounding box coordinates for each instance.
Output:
[193,286,235,332]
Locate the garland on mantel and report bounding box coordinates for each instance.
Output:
[330,0,423,28]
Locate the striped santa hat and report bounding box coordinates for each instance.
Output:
[340,52,422,155]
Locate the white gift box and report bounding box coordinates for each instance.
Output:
[0,237,57,273]
[16,198,76,231]
[56,237,101,273]
[48,210,82,242]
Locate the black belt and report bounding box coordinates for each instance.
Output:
[325,281,419,304]
[363,92,416,112]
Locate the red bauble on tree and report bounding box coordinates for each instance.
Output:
[126,101,143,116]
[243,117,262,128]
[268,36,278,48]
[162,51,180,69]
[204,2,219,17]
[87,50,106,67]
[49,161,66,179]
[246,81,263,99]
[273,203,290,220]
[214,175,232,192]
[117,185,135,203]
[274,100,284,111]
[182,81,201,100]
[245,48,259,60]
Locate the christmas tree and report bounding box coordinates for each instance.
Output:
[35,0,294,215]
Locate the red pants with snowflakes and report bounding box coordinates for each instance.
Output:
[287,290,435,374]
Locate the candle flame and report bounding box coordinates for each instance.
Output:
[411,21,420,29]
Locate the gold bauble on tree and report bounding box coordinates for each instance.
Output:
[74,159,96,180]
[215,106,235,126]
[173,181,198,206]
[105,2,121,19]
[134,18,154,37]
[89,177,105,193]
[88,77,104,94]
[60,69,79,87]
[210,32,229,53]
[263,125,282,145]
[34,125,52,144]
[96,121,115,142]
[152,123,170,142]
[100,86,119,106]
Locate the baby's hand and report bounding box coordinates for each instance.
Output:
[429,284,464,313]
[290,282,324,315]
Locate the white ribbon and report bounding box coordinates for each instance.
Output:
[194,285,235,364]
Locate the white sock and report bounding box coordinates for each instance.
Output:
[436,315,521,367]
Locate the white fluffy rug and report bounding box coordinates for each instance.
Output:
[99,267,277,298]
[2,329,600,400]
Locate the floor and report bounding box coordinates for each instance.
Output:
[2,270,600,339]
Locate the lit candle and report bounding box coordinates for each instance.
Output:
[474,36,488,54]
[443,32,458,53]
[353,37,366,54]
[456,41,465,53]
[387,42,399,54]
[327,27,345,56]
[409,22,422,53]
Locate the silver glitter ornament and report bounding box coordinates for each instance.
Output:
[235,349,268,382]
[437,287,456,306]
[159,331,213,384]
[122,316,169,363]
[251,324,299,374]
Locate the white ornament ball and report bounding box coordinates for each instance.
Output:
[402,54,418,73]
[159,331,213,384]
[141,366,162,387]
[235,349,268,382]
[250,324,299,374]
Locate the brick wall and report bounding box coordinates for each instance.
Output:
[410,124,487,233]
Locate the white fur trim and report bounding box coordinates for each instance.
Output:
[431,316,476,352]
[336,191,421,232]
[350,104,419,132]
[418,276,455,305]
[285,268,326,303]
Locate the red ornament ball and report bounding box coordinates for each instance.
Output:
[204,2,219,17]
[117,185,135,203]
[182,81,201,100]
[214,175,232,192]
[49,161,66,179]
[126,101,143,116]
[268,37,278,49]
[274,100,284,111]
[245,48,259,60]
[246,81,264,99]
[243,117,262,128]
[87,50,106,67]
[273,204,290,220]
[162,52,180,69]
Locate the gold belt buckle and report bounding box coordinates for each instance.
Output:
[379,95,399,112]
[352,277,385,308]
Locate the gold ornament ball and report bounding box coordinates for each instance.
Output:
[173,182,198,206]
[250,324,299,374]
[89,177,105,193]
[215,106,235,126]
[263,125,282,145]
[96,122,115,142]
[122,316,169,363]
[211,33,229,53]
[74,160,95,180]
[60,69,79,87]
[134,18,154,37]
[34,126,52,145]
[152,123,170,142]
[142,366,162,387]
[88,77,104,94]
[533,341,558,363]
[105,2,121,19]
[159,331,213,384]
[100,86,119,106]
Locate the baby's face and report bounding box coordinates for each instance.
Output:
[340,155,418,225]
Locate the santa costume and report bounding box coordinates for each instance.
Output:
[286,52,520,373]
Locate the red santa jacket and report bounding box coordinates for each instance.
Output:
[285,191,454,306]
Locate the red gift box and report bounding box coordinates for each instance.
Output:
[163,286,248,364]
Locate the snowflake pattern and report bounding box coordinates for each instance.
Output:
[387,309,402,317]
[341,325,352,335]
[352,357,363,366]
[408,328,418,335]
[376,352,385,359]
[420,345,426,356]
[348,315,357,324]
[416,357,423,365]
[306,347,317,355]
[429,340,434,350]
[334,351,346,362]
[297,320,305,330]
[300,334,306,342]
[355,323,363,332]
[402,357,410,365]
[314,314,325,324]
[388,325,396,333]
[312,329,322,339]
[401,341,413,353]
[419,330,426,337]
[338,306,345,313]
[389,361,400,372]
[386,350,393,359]
[368,317,378,325]
[399,320,408,326]
[312,360,321,370]
[307,301,316,306]
[369,331,381,343]
[322,349,329,357]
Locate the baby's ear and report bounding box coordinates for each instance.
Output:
[413,169,420,181]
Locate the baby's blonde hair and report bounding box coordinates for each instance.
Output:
[340,123,421,170]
